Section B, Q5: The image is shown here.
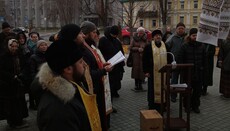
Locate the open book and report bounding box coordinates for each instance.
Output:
[107,51,125,66]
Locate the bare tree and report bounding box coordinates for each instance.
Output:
[44,1,59,27]
[54,0,80,26]
[159,0,168,31]
[120,0,151,38]
[81,0,116,27]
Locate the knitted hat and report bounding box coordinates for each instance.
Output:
[176,22,186,28]
[137,27,145,33]
[189,28,198,36]
[37,40,48,48]
[110,25,119,36]
[2,22,10,29]
[152,29,163,37]
[59,24,81,41]
[45,40,83,74]
[80,21,96,35]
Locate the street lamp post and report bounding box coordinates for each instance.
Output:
[44,17,47,32]
[13,0,17,28]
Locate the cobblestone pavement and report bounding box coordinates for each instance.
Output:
[0,57,230,131]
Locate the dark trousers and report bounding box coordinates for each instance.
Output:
[184,80,202,108]
[135,79,142,89]
[109,72,122,98]
[171,71,180,99]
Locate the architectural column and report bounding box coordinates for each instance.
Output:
[20,0,25,27]
[35,0,40,28]
[42,0,47,28]
[187,0,191,27]
[27,0,33,29]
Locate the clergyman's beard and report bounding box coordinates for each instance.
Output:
[72,66,85,83]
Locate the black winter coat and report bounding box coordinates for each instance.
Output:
[29,50,46,79]
[0,51,28,120]
[0,51,26,97]
[98,30,125,76]
[37,64,91,131]
[177,41,206,82]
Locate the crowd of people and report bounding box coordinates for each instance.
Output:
[0,20,229,130]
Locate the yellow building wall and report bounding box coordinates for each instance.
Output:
[168,0,202,29]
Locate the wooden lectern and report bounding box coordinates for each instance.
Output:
[159,64,194,131]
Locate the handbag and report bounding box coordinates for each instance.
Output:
[126,51,133,67]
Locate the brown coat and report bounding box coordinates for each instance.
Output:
[130,33,147,80]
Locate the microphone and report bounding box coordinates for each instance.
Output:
[161,52,177,69]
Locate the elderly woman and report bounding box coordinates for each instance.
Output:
[0,39,28,128]
[130,27,148,91]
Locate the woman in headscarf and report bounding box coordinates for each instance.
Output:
[0,39,28,129]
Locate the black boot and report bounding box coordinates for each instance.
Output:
[202,86,207,96]
[138,82,143,90]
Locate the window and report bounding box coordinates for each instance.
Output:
[152,20,156,27]
[194,0,198,8]
[140,20,144,26]
[168,2,172,10]
[180,16,184,23]
[167,17,171,25]
[193,16,198,24]
[180,0,184,9]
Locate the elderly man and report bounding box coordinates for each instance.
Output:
[143,29,167,112]
[166,22,186,102]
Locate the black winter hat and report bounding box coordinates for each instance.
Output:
[45,40,83,74]
[110,25,119,36]
[189,28,198,36]
[2,22,10,29]
[152,29,163,37]
[80,21,96,35]
[59,24,81,41]
[29,32,40,38]
[176,22,186,28]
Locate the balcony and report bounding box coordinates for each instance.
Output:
[138,10,158,18]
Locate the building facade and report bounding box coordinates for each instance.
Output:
[1,0,60,28]
[167,0,202,29]
[120,0,160,31]
[1,0,121,29]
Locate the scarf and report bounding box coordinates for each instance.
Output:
[151,41,167,103]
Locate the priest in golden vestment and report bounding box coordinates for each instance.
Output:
[142,29,167,112]
[37,40,101,131]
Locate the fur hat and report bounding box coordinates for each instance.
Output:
[137,27,145,33]
[59,24,81,41]
[189,28,198,36]
[80,21,96,35]
[45,40,83,74]
[2,22,10,29]
[176,22,186,28]
[152,29,163,37]
[110,25,119,36]
[37,40,48,48]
